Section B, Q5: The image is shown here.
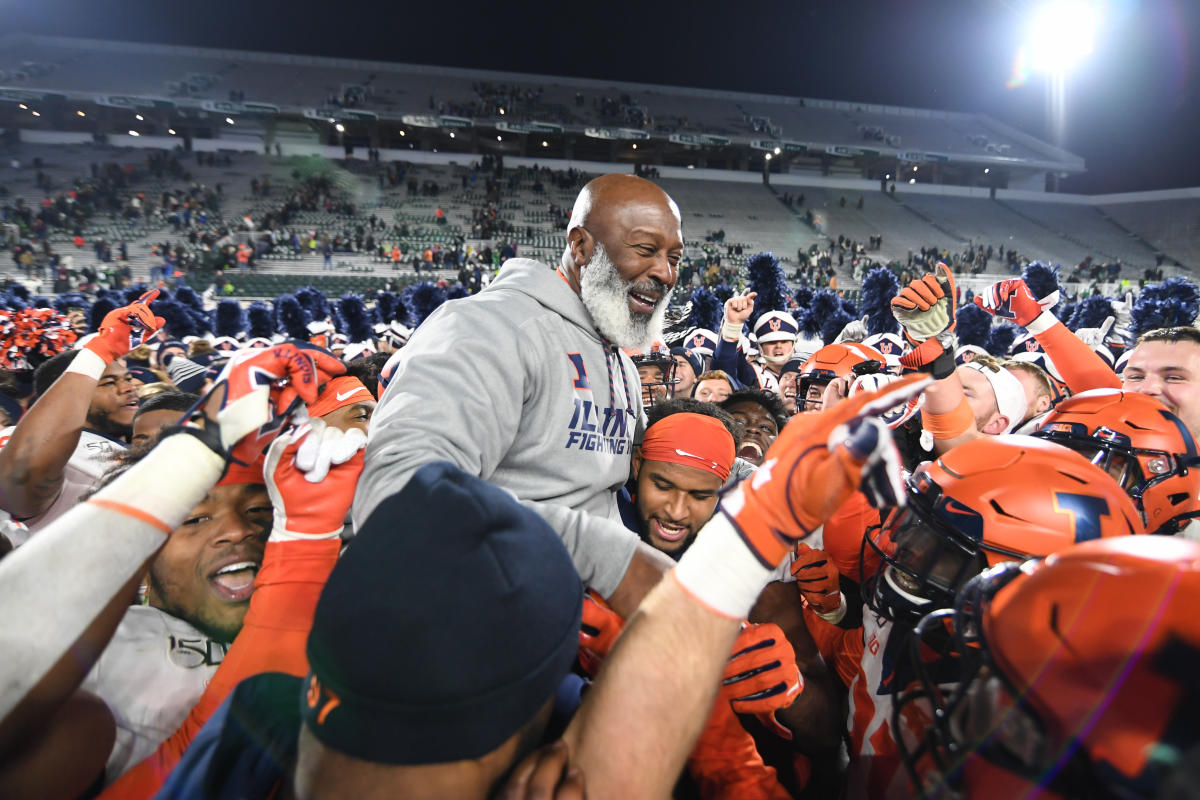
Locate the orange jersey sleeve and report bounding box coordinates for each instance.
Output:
[1035,321,1121,393]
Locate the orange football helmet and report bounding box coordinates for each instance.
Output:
[901,536,1200,799]
[799,342,886,412]
[863,435,1145,630]
[1034,388,1200,535]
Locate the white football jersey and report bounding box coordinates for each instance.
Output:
[81,605,228,783]
[0,427,124,533]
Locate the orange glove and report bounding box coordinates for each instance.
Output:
[973,277,1058,329]
[891,264,956,376]
[85,288,164,363]
[790,543,842,616]
[578,590,625,677]
[720,623,803,716]
[264,418,365,540]
[196,341,347,467]
[717,373,930,568]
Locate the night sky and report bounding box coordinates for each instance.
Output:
[5,0,1199,194]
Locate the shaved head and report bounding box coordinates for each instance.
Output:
[567,174,681,237]
[561,174,683,348]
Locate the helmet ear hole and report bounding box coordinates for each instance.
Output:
[1169,492,1191,507]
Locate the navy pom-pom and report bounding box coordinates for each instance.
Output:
[1067,296,1114,331]
[799,290,841,338]
[686,287,721,332]
[276,294,312,340]
[175,286,204,311]
[376,291,398,323]
[1131,278,1200,337]
[821,309,854,345]
[792,284,814,310]
[248,301,275,339]
[215,298,247,339]
[401,282,448,327]
[986,322,1019,357]
[152,299,198,340]
[89,297,117,333]
[955,303,993,349]
[1022,262,1061,303]
[338,294,374,343]
[713,283,735,305]
[745,252,788,329]
[860,268,900,335]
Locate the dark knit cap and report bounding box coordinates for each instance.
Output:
[670,346,704,379]
[302,461,583,765]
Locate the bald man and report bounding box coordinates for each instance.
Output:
[357,174,683,617]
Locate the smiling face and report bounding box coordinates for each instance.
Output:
[568,175,683,349]
[724,400,780,466]
[87,359,138,439]
[1122,340,1200,441]
[145,483,272,643]
[632,457,722,555]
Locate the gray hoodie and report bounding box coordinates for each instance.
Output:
[354,258,644,596]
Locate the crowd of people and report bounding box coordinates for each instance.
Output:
[0,172,1198,800]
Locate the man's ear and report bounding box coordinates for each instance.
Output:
[631,450,643,480]
[567,226,594,270]
[981,414,1010,435]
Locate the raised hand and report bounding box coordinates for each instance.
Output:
[718,373,929,567]
[264,417,365,541]
[85,289,165,362]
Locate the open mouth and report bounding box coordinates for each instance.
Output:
[738,441,764,463]
[208,560,259,603]
[652,519,689,543]
[627,289,661,314]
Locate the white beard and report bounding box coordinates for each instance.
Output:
[579,243,668,350]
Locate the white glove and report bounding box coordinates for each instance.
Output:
[294,419,368,483]
[834,315,869,344]
[1074,316,1115,350]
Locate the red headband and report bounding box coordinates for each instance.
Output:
[308,376,372,418]
[640,413,735,482]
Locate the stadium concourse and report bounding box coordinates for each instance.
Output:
[4,35,1200,800]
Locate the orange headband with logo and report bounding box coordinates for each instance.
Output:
[640,413,735,482]
[308,376,372,418]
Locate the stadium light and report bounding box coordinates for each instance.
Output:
[765,153,772,161]
[76,110,85,117]
[885,173,891,179]
[31,111,40,117]
[908,178,916,184]
[984,168,991,174]
[135,114,144,121]
[1027,0,1098,74]
[499,108,505,115]
[913,166,918,172]
[225,117,235,125]
[632,143,637,150]
[17,103,26,109]
[168,128,176,135]
[128,130,139,137]
[399,130,406,136]
[773,147,781,155]
[496,135,502,141]
[541,140,548,147]
[335,123,345,133]
[449,132,455,138]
